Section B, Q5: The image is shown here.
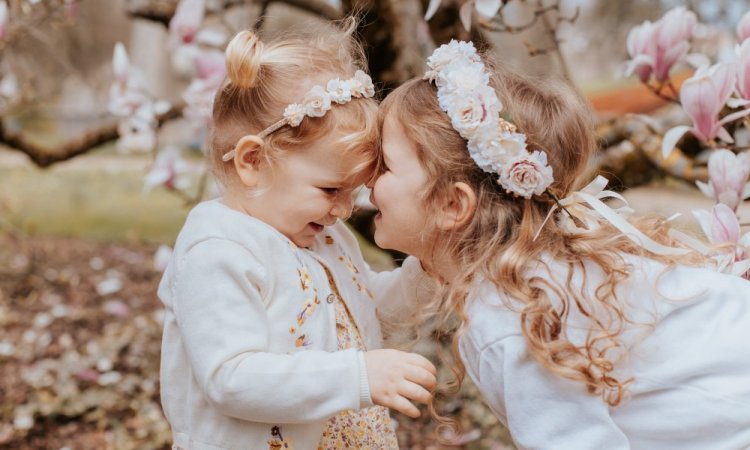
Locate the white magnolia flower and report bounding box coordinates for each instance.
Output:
[143,146,191,192]
[303,85,332,117]
[498,151,554,198]
[283,103,306,127]
[327,78,353,104]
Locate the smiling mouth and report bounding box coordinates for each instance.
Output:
[310,223,324,232]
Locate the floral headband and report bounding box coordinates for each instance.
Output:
[222,70,375,162]
[424,40,553,199]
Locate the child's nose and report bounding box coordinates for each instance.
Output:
[330,194,353,219]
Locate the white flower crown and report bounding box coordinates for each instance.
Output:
[424,40,553,198]
[222,70,375,161]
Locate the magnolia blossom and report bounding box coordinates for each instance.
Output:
[736,39,750,100]
[109,43,171,153]
[625,6,697,82]
[144,146,191,192]
[0,1,8,41]
[498,151,553,198]
[738,10,750,42]
[169,0,205,46]
[696,149,750,211]
[662,63,750,157]
[693,203,750,277]
[182,49,225,132]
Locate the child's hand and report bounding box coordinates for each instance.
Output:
[364,349,437,418]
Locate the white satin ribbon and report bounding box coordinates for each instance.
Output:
[535,176,692,257]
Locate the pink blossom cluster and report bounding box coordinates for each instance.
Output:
[625,7,697,83]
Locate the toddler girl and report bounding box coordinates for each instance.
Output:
[158,21,436,450]
[371,40,750,449]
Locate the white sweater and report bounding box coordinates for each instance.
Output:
[459,255,750,450]
[158,199,430,450]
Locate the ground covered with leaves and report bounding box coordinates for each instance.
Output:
[0,232,514,450]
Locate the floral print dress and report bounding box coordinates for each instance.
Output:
[316,263,399,450]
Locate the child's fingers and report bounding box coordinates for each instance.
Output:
[398,381,432,405]
[405,365,437,391]
[389,396,421,418]
[406,353,437,376]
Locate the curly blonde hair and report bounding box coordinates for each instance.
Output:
[210,17,379,189]
[379,60,704,410]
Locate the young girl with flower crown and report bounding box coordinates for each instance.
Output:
[370,40,750,449]
[157,20,438,450]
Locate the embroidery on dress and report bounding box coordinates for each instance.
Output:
[268,426,294,450]
[296,291,320,327]
[289,246,319,348]
[335,245,374,299]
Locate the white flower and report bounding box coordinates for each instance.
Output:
[449,94,489,139]
[350,70,375,97]
[303,85,332,117]
[441,62,489,94]
[283,103,306,126]
[327,78,353,104]
[143,146,191,192]
[498,151,553,198]
[426,40,480,78]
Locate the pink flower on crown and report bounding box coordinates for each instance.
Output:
[448,94,490,139]
[303,85,331,117]
[498,151,553,198]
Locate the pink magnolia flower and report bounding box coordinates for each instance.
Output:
[662,63,750,157]
[0,1,8,41]
[693,203,750,277]
[696,149,750,211]
[626,21,656,82]
[625,7,697,83]
[652,6,696,81]
[63,0,78,19]
[194,48,225,80]
[738,10,750,42]
[143,146,191,192]
[736,39,750,100]
[169,0,205,45]
[680,63,733,141]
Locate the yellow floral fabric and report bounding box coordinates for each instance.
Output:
[317,264,399,450]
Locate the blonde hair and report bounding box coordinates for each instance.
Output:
[210,18,379,188]
[380,61,704,411]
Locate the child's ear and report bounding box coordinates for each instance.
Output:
[233,135,265,187]
[436,181,477,231]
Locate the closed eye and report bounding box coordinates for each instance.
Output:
[319,187,339,195]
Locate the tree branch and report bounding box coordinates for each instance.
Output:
[125,0,341,25]
[1,107,182,168]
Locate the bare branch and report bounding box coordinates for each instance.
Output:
[0,107,182,168]
[125,0,341,25]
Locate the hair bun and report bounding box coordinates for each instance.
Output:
[225,30,264,89]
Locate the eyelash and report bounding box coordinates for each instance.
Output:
[320,187,339,195]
